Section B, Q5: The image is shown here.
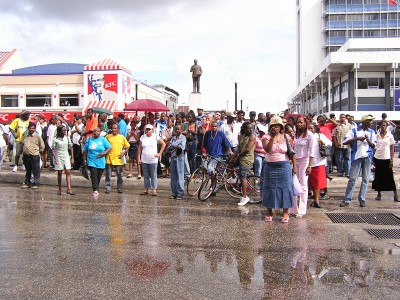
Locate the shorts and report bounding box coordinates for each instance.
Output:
[239,165,251,179]
[128,144,138,159]
[15,141,23,156]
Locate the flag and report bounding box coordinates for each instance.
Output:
[389,0,398,5]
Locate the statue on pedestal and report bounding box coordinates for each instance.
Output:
[190,59,202,93]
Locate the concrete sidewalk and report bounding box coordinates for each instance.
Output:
[0,166,172,191]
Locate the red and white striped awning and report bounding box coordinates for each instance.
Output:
[84,100,116,113]
[84,58,131,73]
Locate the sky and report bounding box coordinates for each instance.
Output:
[0,0,297,114]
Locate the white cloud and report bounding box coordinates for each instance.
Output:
[0,0,296,114]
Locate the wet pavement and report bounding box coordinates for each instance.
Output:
[1,167,400,299]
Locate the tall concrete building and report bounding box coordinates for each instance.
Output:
[289,0,400,117]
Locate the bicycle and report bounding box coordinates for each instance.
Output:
[197,157,263,203]
[186,154,212,196]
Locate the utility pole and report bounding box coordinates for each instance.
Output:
[234,82,238,111]
[240,99,243,110]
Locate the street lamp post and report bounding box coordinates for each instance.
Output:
[235,82,238,111]
[240,99,243,110]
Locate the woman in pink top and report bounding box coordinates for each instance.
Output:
[289,117,314,218]
[262,117,297,223]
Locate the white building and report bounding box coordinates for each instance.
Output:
[289,0,400,117]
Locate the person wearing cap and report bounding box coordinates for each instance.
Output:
[105,123,130,194]
[340,115,376,208]
[372,120,399,202]
[9,110,31,172]
[138,124,166,196]
[262,116,297,223]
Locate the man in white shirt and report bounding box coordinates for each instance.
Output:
[231,110,245,152]
[340,115,376,208]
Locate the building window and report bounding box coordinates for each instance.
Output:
[1,95,18,107]
[342,80,349,93]
[26,94,52,107]
[60,94,79,106]
[357,78,384,89]
[391,78,399,88]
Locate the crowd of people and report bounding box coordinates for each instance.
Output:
[0,108,399,223]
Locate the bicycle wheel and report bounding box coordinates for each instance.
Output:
[224,172,242,199]
[246,175,263,204]
[186,167,205,196]
[198,175,216,201]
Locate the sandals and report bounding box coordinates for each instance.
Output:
[281,217,289,223]
[140,191,148,195]
[152,193,157,197]
[264,216,273,222]
[67,191,75,195]
[375,195,381,201]
[127,174,133,178]
[137,176,142,179]
[57,190,62,195]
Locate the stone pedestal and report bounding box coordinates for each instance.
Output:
[189,93,202,112]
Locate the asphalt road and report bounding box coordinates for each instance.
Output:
[0,174,400,299]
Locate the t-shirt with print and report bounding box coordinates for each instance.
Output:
[140,134,160,164]
[9,118,29,142]
[83,136,112,169]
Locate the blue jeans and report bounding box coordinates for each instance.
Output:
[105,164,123,192]
[254,153,264,177]
[187,140,197,174]
[170,156,185,197]
[343,157,371,203]
[142,162,158,189]
[335,147,350,176]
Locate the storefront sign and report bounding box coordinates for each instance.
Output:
[0,111,82,124]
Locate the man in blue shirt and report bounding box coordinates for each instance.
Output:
[155,112,168,139]
[202,121,233,173]
[117,113,127,138]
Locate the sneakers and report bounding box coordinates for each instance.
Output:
[21,183,30,189]
[320,194,330,200]
[31,185,39,189]
[238,196,250,206]
[175,197,183,200]
[169,195,176,199]
[92,191,99,196]
[340,201,349,207]
[360,202,366,207]
[105,190,110,194]
[12,165,17,172]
